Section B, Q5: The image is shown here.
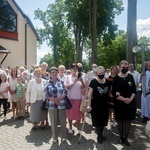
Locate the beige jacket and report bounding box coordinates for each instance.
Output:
[26,78,46,103]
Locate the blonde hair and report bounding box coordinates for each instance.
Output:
[119,60,128,67]
[58,65,65,70]
[40,62,48,68]
[34,68,41,75]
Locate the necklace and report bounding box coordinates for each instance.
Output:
[96,77,105,83]
[118,73,127,80]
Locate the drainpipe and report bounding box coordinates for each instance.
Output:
[25,22,29,66]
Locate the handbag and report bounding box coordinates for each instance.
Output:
[145,120,150,138]
[65,96,72,109]
[80,100,88,113]
[42,100,48,111]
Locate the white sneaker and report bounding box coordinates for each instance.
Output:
[61,138,67,142]
[68,129,73,134]
[52,139,58,144]
[3,116,7,120]
[76,130,80,135]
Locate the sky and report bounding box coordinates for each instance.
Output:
[15,0,150,64]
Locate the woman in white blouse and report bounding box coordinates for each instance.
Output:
[26,68,47,131]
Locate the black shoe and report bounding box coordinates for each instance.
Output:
[21,116,25,120]
[97,136,103,144]
[41,126,46,130]
[31,127,36,132]
[102,136,106,141]
[16,116,21,120]
[142,117,148,123]
[124,140,130,146]
[119,138,124,144]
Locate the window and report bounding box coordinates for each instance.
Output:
[0,0,17,32]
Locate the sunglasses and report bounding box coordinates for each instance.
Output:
[70,64,78,69]
[122,67,128,69]
[71,65,78,69]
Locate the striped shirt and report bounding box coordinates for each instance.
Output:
[16,83,24,98]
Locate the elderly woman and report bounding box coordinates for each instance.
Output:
[58,65,66,82]
[26,68,47,131]
[65,63,85,134]
[40,62,50,127]
[44,67,67,144]
[87,66,110,144]
[40,62,50,80]
[112,60,136,146]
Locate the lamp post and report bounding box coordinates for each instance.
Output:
[132,46,146,73]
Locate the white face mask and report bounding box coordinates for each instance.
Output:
[93,68,96,72]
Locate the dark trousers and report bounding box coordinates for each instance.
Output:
[0,99,8,116]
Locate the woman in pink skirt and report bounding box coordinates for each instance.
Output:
[65,63,85,134]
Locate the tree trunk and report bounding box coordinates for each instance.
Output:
[89,0,97,64]
[74,27,82,63]
[89,0,92,65]
[127,0,137,64]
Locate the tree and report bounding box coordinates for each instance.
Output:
[65,0,123,64]
[136,36,150,71]
[35,0,123,66]
[89,0,97,64]
[34,0,76,68]
[39,53,54,70]
[127,0,137,64]
[65,0,89,63]
[97,30,127,68]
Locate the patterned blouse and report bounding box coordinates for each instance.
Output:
[44,78,67,110]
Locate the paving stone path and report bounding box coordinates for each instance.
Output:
[0,110,150,150]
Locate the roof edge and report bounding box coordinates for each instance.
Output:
[11,0,40,41]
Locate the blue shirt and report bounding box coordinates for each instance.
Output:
[44,78,67,110]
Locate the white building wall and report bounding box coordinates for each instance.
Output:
[0,0,37,69]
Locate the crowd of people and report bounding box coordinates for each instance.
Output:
[0,60,150,146]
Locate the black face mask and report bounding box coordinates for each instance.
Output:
[78,67,82,72]
[121,68,128,74]
[98,74,104,79]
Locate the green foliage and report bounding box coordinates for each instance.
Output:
[97,30,127,68]
[35,0,124,68]
[34,0,76,68]
[136,36,150,71]
[39,53,54,70]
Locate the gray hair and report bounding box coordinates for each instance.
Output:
[95,66,105,74]
[40,62,48,68]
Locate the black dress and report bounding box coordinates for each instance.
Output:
[112,74,136,120]
[89,78,110,127]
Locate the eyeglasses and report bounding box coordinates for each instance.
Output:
[71,66,78,69]
[51,71,58,74]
